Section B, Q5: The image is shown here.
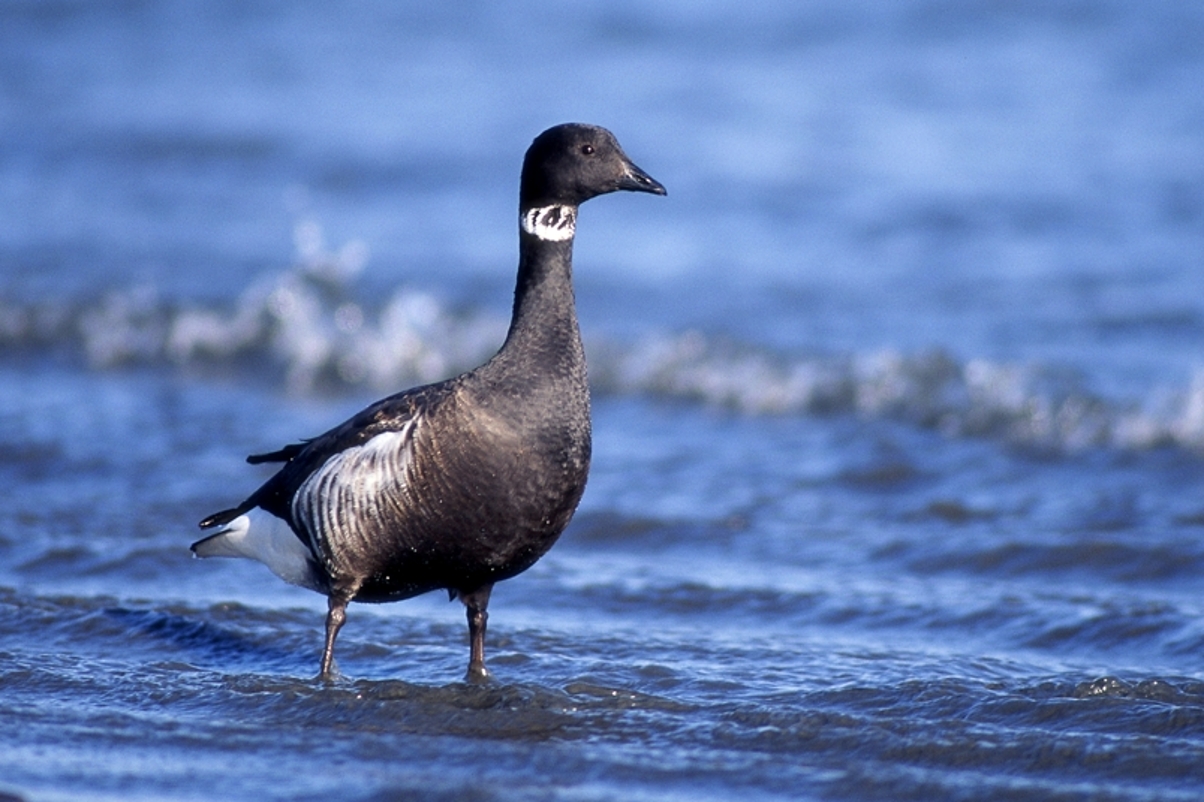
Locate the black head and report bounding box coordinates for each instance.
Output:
[520,123,666,209]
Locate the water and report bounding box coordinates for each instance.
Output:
[3,1,1204,799]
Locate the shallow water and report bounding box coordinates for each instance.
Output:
[3,1,1204,800]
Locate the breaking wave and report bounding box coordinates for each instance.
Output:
[3,222,1203,456]
[593,334,1204,454]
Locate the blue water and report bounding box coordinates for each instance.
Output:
[3,1,1204,800]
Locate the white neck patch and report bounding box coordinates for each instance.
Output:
[521,205,576,242]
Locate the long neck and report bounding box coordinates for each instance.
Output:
[501,230,582,364]
[486,204,586,383]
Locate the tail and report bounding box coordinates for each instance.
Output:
[190,507,324,593]
[192,508,256,557]
[198,505,248,530]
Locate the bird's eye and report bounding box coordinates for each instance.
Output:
[580,144,595,156]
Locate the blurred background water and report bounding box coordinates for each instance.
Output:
[2,1,1204,800]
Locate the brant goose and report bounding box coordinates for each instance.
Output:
[193,123,665,680]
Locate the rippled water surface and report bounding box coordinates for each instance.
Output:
[3,1,1204,800]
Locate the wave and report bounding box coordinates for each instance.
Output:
[594,333,1204,454]
[3,222,1203,456]
[0,221,509,394]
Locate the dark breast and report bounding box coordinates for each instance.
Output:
[348,380,591,602]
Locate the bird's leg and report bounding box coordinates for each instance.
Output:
[319,593,350,679]
[461,584,494,682]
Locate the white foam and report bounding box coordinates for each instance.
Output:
[5,219,1204,457]
[591,330,1204,455]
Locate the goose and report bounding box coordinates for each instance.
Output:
[193,123,666,680]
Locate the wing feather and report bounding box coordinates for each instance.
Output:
[290,418,419,577]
